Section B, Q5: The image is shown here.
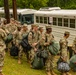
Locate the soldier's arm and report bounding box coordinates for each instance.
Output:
[28,32,33,47]
[1,29,7,40]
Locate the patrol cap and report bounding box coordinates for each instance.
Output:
[22,23,27,27]
[64,31,70,35]
[38,27,43,30]
[46,25,52,29]
[31,24,39,27]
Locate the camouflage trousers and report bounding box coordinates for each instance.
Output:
[18,45,23,59]
[0,51,5,72]
[29,48,35,63]
[45,52,55,71]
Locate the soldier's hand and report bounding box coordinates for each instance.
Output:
[42,37,45,40]
[34,48,37,52]
[44,43,49,46]
[32,43,37,47]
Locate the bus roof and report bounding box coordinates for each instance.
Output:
[34,10,76,17]
[18,9,37,15]
[0,8,37,15]
[39,7,61,11]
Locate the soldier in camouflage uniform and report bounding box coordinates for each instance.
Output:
[59,31,71,75]
[72,37,76,54]
[38,27,45,50]
[43,25,57,75]
[4,19,18,52]
[0,27,7,75]
[28,24,40,66]
[18,24,28,64]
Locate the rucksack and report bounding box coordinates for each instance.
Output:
[57,62,70,72]
[10,44,19,56]
[20,31,34,51]
[31,53,44,69]
[37,49,48,59]
[48,40,60,55]
[69,55,76,71]
[5,33,13,43]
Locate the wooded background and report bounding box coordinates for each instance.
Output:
[0,0,76,9]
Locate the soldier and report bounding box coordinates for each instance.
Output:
[0,27,7,75]
[28,24,39,66]
[59,31,71,75]
[43,25,57,75]
[72,37,76,54]
[4,19,18,52]
[38,27,44,50]
[18,24,28,64]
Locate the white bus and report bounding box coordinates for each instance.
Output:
[34,8,76,45]
[0,7,37,25]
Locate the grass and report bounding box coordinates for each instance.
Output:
[3,53,76,75]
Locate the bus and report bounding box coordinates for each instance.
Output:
[34,7,76,45]
[0,7,37,25]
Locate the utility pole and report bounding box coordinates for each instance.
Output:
[12,0,17,20]
[4,0,10,23]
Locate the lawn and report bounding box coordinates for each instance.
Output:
[3,53,76,75]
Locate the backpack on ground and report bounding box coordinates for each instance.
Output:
[57,62,70,72]
[31,52,44,69]
[69,55,76,71]
[10,44,19,56]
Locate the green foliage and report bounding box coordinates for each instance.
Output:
[0,0,76,9]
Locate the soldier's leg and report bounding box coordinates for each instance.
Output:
[45,53,52,75]
[50,55,57,75]
[0,51,5,75]
[18,45,23,64]
[45,53,57,75]
[29,49,35,67]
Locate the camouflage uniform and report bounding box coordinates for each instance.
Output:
[18,24,28,61]
[0,28,7,73]
[59,31,71,75]
[72,37,76,54]
[44,32,55,71]
[28,24,39,63]
[59,34,69,62]
[5,23,17,50]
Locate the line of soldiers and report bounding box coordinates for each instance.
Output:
[0,18,76,75]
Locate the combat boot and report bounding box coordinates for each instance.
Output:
[18,59,21,64]
[46,71,51,75]
[51,70,57,75]
[0,72,3,75]
[66,72,71,75]
[61,73,66,75]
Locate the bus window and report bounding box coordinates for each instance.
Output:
[70,19,75,28]
[36,16,39,23]
[44,17,47,24]
[23,15,33,24]
[64,18,68,27]
[40,16,43,23]
[53,17,57,25]
[58,18,62,26]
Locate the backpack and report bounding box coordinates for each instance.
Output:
[5,33,13,43]
[37,49,48,59]
[31,53,44,69]
[57,62,70,72]
[20,31,34,51]
[10,44,19,56]
[69,55,76,71]
[48,40,60,55]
